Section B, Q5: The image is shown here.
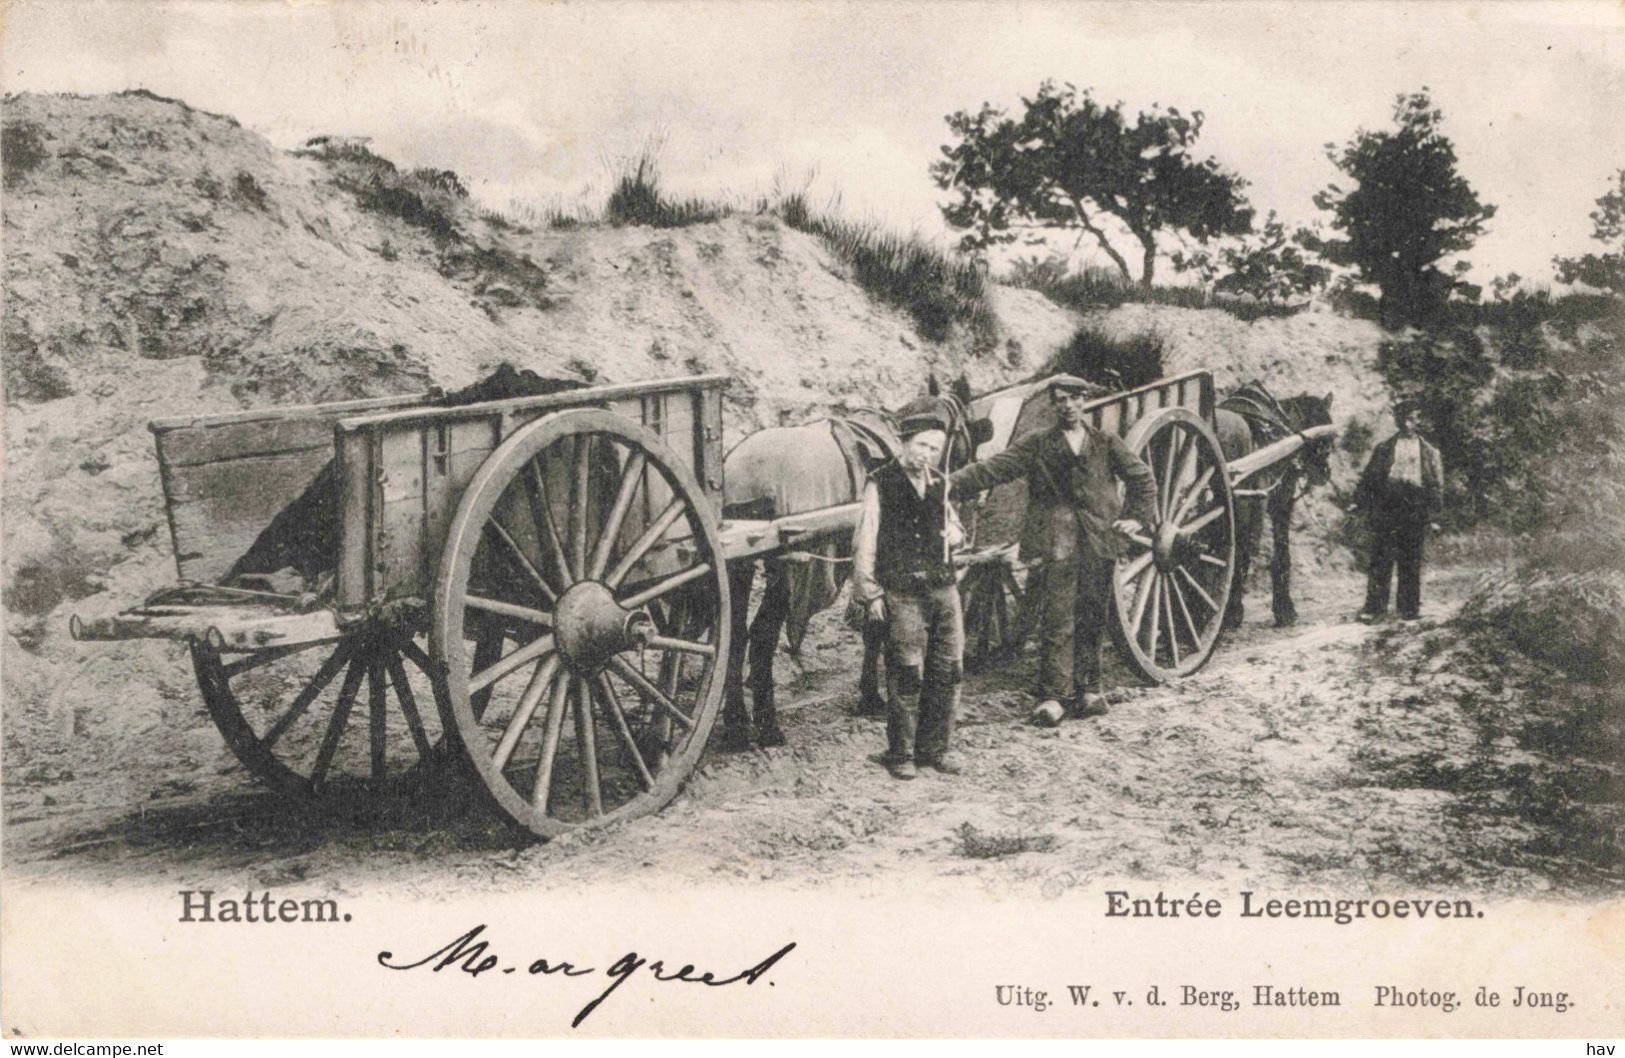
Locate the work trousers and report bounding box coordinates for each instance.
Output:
[881,582,964,764]
[1037,555,1116,705]
[1364,516,1428,619]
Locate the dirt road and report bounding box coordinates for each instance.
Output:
[5,565,1617,899]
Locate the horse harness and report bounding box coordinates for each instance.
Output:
[1218,381,1316,503]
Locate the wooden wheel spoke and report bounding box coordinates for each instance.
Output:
[645,634,716,657]
[1119,550,1155,586]
[310,656,366,790]
[570,436,592,581]
[1196,550,1229,570]
[618,562,711,611]
[572,677,604,817]
[1158,431,1180,516]
[1124,532,1154,551]
[485,517,559,604]
[589,449,648,580]
[595,674,653,791]
[608,656,694,730]
[604,498,686,590]
[221,640,328,679]
[464,594,553,628]
[1181,505,1226,535]
[1161,579,1181,668]
[1170,574,1201,646]
[530,671,572,811]
[1168,434,1200,518]
[492,655,561,772]
[1172,465,1216,525]
[397,636,435,674]
[469,634,556,695]
[384,652,434,759]
[1144,574,1163,657]
[1177,566,1220,613]
[1129,564,1157,632]
[262,638,357,749]
[525,460,575,586]
[367,656,388,780]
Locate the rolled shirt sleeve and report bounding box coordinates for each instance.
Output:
[851,479,883,604]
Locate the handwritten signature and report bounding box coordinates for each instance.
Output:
[378,924,796,1028]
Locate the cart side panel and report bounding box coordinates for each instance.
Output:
[333,378,730,612]
[152,394,429,586]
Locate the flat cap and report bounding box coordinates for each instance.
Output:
[894,399,951,439]
[1047,373,1108,397]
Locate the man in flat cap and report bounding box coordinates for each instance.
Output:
[951,375,1156,725]
[852,404,967,779]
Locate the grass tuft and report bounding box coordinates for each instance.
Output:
[955,822,1056,859]
[604,153,728,228]
[778,193,996,348]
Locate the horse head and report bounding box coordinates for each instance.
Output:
[1283,391,1336,488]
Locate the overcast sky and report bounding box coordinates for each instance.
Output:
[5,0,1623,283]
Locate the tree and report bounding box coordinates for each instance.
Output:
[933,81,1253,289]
[1170,212,1331,307]
[1554,168,1625,295]
[1310,89,1495,327]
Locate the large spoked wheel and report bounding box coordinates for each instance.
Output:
[432,408,730,839]
[1110,407,1236,683]
[192,619,447,800]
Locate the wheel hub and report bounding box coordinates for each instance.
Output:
[554,581,651,674]
[1153,520,1181,572]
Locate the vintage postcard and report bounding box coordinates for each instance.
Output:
[2,0,1622,1039]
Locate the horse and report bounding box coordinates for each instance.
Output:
[718,376,990,749]
[1212,382,1335,628]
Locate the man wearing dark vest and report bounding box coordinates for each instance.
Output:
[951,374,1156,726]
[852,407,966,780]
[1353,400,1444,623]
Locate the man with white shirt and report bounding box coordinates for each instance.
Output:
[1353,401,1445,623]
[852,406,968,779]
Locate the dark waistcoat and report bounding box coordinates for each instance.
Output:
[873,461,953,591]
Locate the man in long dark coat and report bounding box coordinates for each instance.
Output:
[951,375,1157,725]
[1353,401,1444,622]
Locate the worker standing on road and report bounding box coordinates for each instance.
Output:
[1353,400,1444,623]
[950,375,1156,726]
[852,406,967,780]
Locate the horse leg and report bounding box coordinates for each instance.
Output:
[721,560,756,751]
[856,609,887,716]
[1226,498,1260,629]
[1269,482,1299,627]
[748,559,790,748]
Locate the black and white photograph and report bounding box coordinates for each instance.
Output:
[2,0,1621,1040]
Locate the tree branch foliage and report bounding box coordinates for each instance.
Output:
[933,81,1253,288]
[1308,89,1495,327]
[1170,211,1331,307]
[1553,168,1625,295]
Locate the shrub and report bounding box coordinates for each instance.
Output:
[298,136,462,241]
[231,171,269,211]
[1045,324,1166,390]
[1008,257,1299,322]
[2,120,48,186]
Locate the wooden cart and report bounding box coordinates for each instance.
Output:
[72,375,805,839]
[956,369,1335,683]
